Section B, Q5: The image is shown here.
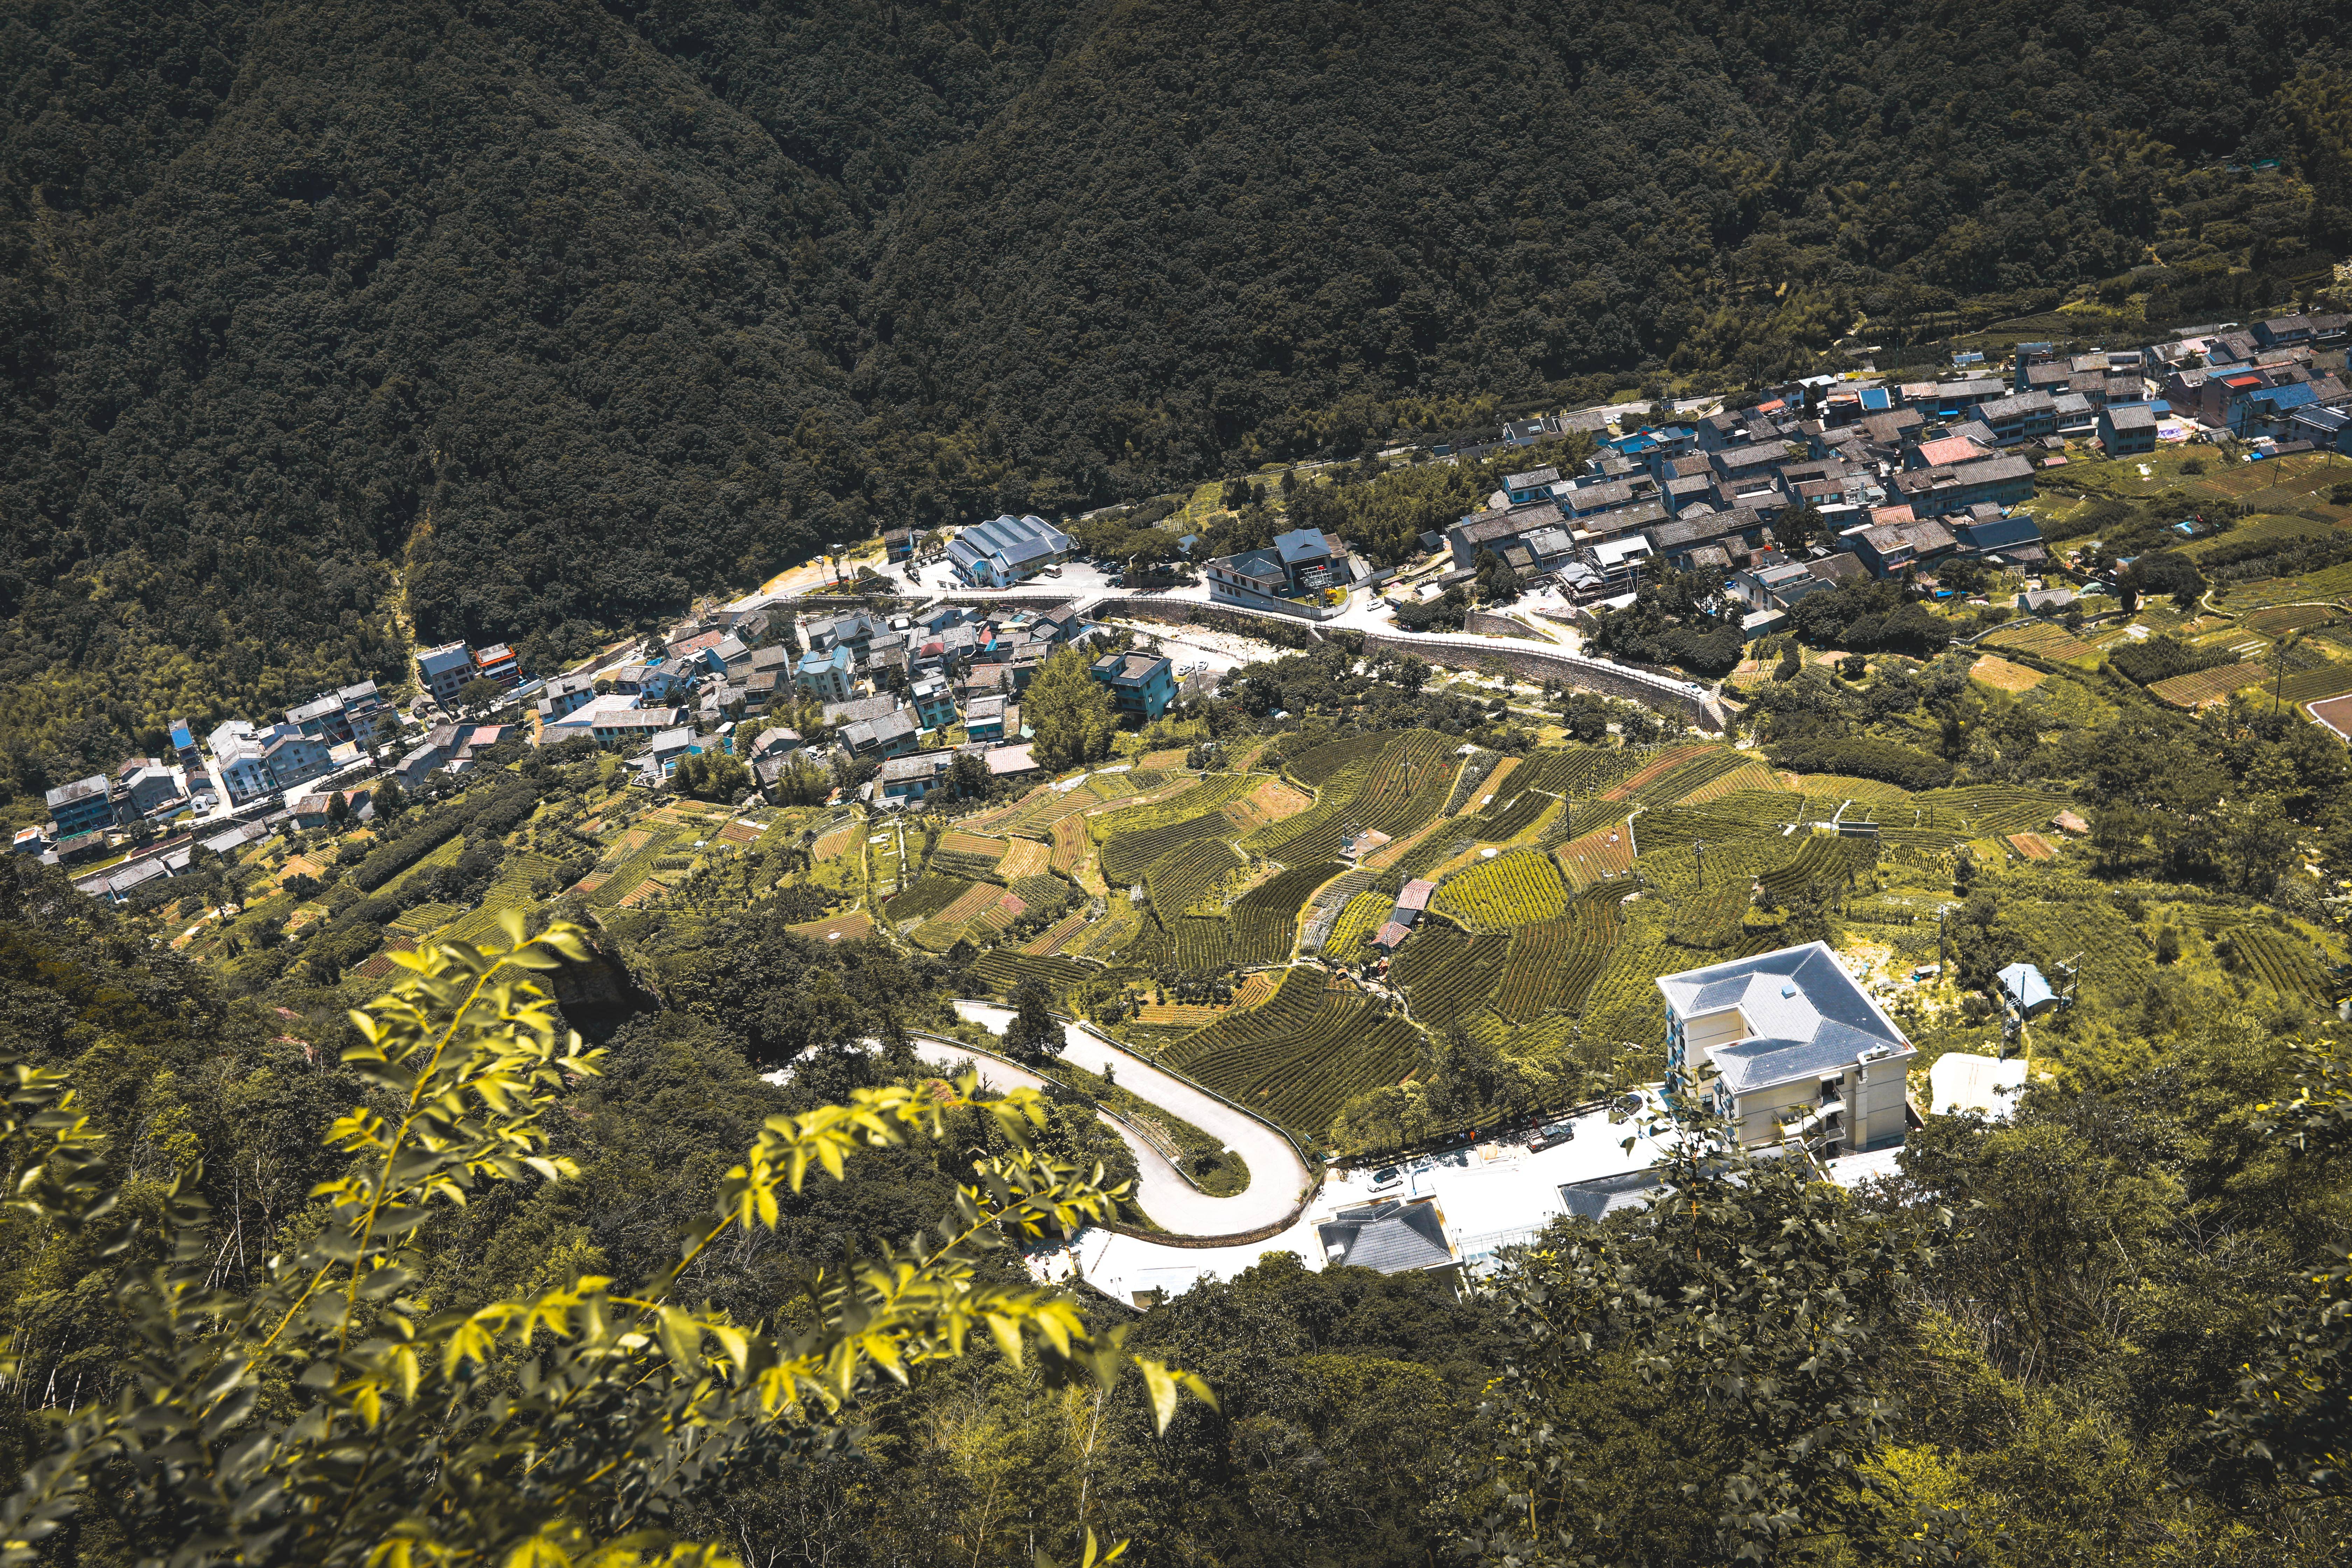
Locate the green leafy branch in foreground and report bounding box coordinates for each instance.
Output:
[0,913,1211,1568]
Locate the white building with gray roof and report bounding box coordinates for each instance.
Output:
[1657,940,1916,1157]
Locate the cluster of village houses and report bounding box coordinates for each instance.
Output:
[30,307,2349,897]
[31,542,1186,898]
[1431,310,2350,631]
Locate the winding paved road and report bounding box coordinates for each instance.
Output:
[932,1002,1313,1237]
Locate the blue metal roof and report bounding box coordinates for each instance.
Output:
[1997,962,2059,1015]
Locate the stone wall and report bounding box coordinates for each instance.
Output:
[1461,609,1533,640]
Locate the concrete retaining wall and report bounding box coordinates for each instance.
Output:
[1359,630,1727,732]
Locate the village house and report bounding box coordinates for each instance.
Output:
[1087,651,1177,719]
[1658,941,1916,1157]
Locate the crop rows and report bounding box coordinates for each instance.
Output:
[1257,729,1458,862]
[971,951,1094,1004]
[438,853,566,945]
[1143,837,1245,915]
[884,874,977,926]
[1170,914,1234,972]
[2279,663,2352,704]
[1677,758,1788,805]
[912,882,1023,950]
[1231,860,1346,966]
[1987,620,2100,662]
[1755,836,1871,900]
[1553,817,1637,887]
[1493,899,1622,1022]
[1578,930,1674,1048]
[2149,662,2261,708]
[1432,849,1570,931]
[1284,733,1392,787]
[1021,911,1091,955]
[1297,870,1375,952]
[927,845,1006,881]
[1636,832,1793,900]
[1066,899,1143,960]
[2231,925,2332,1002]
[1790,772,1914,805]
[1009,873,1072,916]
[1505,746,1645,802]
[1090,772,1254,845]
[1161,967,1420,1138]
[1391,923,1510,1034]
[1601,744,1718,802]
[1668,881,1753,952]
[1100,807,1235,882]
[1358,728,1458,813]
[1638,803,1786,845]
[1461,786,1561,844]
[1912,787,2072,836]
[1320,890,1394,964]
[583,829,694,909]
[1635,748,1757,806]
[1049,815,1088,874]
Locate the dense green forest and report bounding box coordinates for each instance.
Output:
[6,0,2352,783]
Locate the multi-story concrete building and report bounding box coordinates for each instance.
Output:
[45,775,116,836]
[796,646,856,703]
[416,642,476,706]
[1657,940,1916,1158]
[1088,652,1175,720]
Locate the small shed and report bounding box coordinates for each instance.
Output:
[1996,961,2061,1017]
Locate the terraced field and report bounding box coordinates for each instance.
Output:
[1986,621,2100,663]
[1142,838,1246,915]
[1159,967,1421,1138]
[1912,787,2074,836]
[1391,923,1511,1034]
[1431,849,1571,931]
[2149,662,2262,709]
[1170,914,1234,972]
[1212,776,1311,835]
[971,951,1095,1002]
[1101,807,1241,883]
[1021,911,1092,955]
[2277,663,2352,705]
[1553,818,1637,887]
[2228,925,2332,1003]
[929,831,1013,881]
[1230,860,1346,966]
[788,910,877,943]
[1320,889,1394,965]
[884,874,978,926]
[1493,898,1622,1022]
[1283,733,1392,787]
[1970,654,2045,692]
[1602,744,1718,802]
[435,852,567,945]
[1253,728,1459,863]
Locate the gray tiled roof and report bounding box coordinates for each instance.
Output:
[1657,941,1912,1094]
[1318,1200,1453,1274]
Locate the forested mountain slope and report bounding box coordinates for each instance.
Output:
[3,0,2349,790]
